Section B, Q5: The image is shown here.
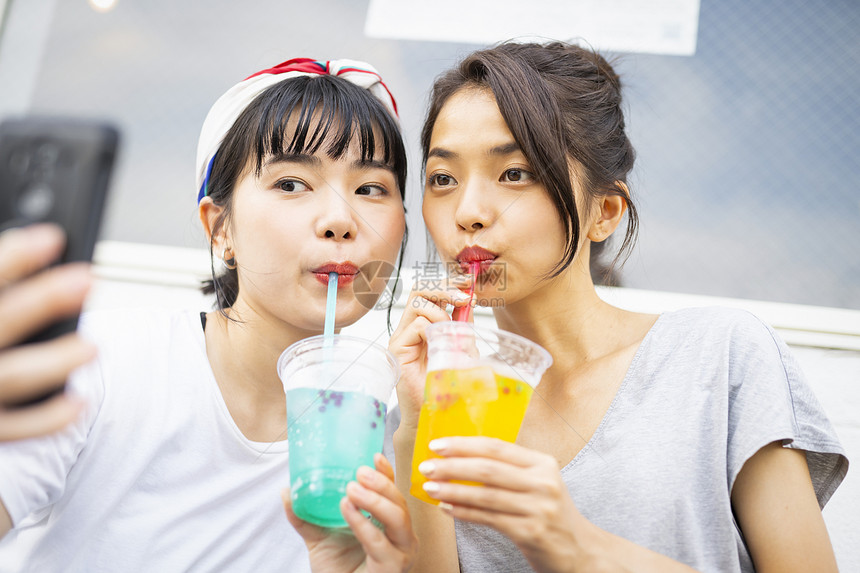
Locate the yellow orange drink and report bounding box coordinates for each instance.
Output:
[410,366,535,503]
[409,322,552,505]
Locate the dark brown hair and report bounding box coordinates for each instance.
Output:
[421,41,638,283]
[202,74,408,310]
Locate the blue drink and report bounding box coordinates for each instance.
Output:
[287,388,387,527]
[279,335,398,530]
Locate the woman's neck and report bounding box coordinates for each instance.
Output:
[203,303,322,441]
[494,274,607,361]
[211,303,322,385]
[492,261,651,387]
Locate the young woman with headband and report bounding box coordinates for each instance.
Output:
[390,41,847,572]
[0,57,416,573]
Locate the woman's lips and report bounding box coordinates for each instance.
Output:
[456,246,497,275]
[312,262,359,287]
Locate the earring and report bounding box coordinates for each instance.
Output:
[221,247,237,270]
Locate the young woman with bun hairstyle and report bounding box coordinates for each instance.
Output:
[390,41,846,573]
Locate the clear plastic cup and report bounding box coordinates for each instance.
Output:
[410,322,553,504]
[278,335,399,527]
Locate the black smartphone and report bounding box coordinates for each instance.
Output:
[0,116,119,406]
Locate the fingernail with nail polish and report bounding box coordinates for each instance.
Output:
[451,291,470,302]
[428,438,449,453]
[418,460,435,477]
[422,481,440,494]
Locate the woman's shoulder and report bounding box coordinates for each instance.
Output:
[70,307,209,396]
[634,306,791,383]
[654,306,778,348]
[658,305,767,330]
[78,307,203,339]
[76,307,206,365]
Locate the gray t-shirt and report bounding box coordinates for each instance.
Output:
[453,307,848,573]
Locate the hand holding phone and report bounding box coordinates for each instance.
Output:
[0,224,97,439]
[0,116,118,415]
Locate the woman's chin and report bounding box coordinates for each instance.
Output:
[334,301,375,331]
[287,295,384,335]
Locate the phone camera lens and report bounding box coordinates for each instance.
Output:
[8,150,30,175]
[35,143,60,165]
[17,184,55,220]
[33,143,60,178]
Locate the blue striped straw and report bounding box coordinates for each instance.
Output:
[324,272,338,343]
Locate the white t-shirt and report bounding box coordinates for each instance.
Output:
[0,308,311,573]
[454,307,849,572]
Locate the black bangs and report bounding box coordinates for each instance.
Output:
[248,75,407,196]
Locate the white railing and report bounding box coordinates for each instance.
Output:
[93,241,860,351]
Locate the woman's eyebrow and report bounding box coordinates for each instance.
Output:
[264,153,321,168]
[487,142,520,156]
[427,142,521,160]
[353,158,395,174]
[427,147,457,160]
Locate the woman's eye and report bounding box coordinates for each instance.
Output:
[356,185,386,197]
[277,179,309,193]
[429,173,456,187]
[502,168,533,183]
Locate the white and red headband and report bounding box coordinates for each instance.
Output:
[196,57,398,204]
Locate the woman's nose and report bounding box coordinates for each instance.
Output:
[316,190,358,240]
[454,181,495,232]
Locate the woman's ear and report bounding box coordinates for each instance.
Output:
[198,197,227,251]
[586,182,629,243]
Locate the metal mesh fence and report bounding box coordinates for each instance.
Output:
[618,0,860,309]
